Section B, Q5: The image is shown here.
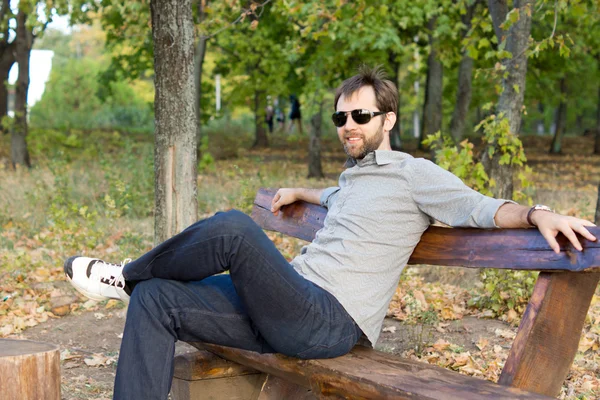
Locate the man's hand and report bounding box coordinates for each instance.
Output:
[495,203,597,253]
[531,211,597,254]
[271,188,298,215]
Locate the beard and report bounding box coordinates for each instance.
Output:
[343,123,385,160]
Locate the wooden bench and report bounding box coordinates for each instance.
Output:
[171,188,600,400]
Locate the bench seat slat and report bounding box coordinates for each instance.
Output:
[189,343,551,399]
[252,188,600,272]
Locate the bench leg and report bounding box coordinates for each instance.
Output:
[170,351,265,400]
[499,271,600,396]
[257,375,316,399]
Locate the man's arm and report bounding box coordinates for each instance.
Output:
[494,203,597,253]
[271,188,326,215]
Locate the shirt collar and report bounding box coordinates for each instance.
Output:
[344,150,413,168]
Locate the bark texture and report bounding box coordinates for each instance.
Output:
[549,78,567,154]
[449,3,477,141]
[420,18,443,150]
[0,339,61,400]
[151,0,198,244]
[485,0,534,199]
[11,9,33,168]
[253,90,268,148]
[307,101,324,179]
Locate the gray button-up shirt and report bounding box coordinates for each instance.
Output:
[290,150,511,346]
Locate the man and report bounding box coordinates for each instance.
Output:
[64,66,596,400]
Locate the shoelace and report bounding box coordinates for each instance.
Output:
[91,258,131,289]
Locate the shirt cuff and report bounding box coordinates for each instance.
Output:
[320,187,340,208]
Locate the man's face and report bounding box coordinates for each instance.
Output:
[335,86,386,160]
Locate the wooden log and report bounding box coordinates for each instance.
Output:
[252,188,600,272]
[499,271,600,396]
[0,339,60,400]
[190,343,552,399]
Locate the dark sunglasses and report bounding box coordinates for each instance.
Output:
[331,109,386,127]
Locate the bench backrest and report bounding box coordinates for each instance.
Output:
[251,188,600,397]
[252,188,600,272]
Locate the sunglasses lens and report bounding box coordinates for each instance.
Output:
[332,112,347,127]
[351,110,372,125]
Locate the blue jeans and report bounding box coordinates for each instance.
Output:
[113,210,362,400]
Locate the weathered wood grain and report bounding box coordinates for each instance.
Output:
[0,339,60,400]
[498,271,600,396]
[252,188,600,272]
[257,375,316,399]
[173,350,260,380]
[190,343,552,400]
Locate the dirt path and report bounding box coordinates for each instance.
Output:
[19,305,514,399]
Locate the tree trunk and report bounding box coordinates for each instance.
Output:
[11,9,32,169]
[449,55,474,142]
[485,0,534,199]
[0,0,12,132]
[450,3,476,141]
[308,101,324,179]
[595,81,600,155]
[388,52,402,150]
[0,339,61,400]
[151,0,198,245]
[0,47,15,128]
[420,18,443,150]
[253,90,268,148]
[549,78,567,154]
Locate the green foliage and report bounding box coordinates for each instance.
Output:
[30,59,154,133]
[423,132,492,195]
[476,112,533,203]
[469,269,538,319]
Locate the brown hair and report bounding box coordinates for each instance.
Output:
[334,65,398,114]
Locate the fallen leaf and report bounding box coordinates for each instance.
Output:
[382,326,397,333]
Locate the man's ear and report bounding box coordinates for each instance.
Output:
[383,112,397,132]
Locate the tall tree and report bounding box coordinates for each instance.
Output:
[449,0,479,141]
[420,18,444,150]
[151,0,198,243]
[549,77,567,154]
[484,0,534,199]
[11,5,34,168]
[0,0,15,129]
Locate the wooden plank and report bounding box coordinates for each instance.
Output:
[499,271,600,396]
[189,343,552,400]
[252,188,600,272]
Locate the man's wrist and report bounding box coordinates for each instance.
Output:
[527,205,554,227]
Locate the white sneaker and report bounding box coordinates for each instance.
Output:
[64,256,132,303]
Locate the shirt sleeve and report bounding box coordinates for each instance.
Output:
[408,159,515,228]
[320,187,340,209]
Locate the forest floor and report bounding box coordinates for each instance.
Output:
[1,131,599,399]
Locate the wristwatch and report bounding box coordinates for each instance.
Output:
[527,205,554,227]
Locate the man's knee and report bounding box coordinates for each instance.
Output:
[214,209,258,235]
